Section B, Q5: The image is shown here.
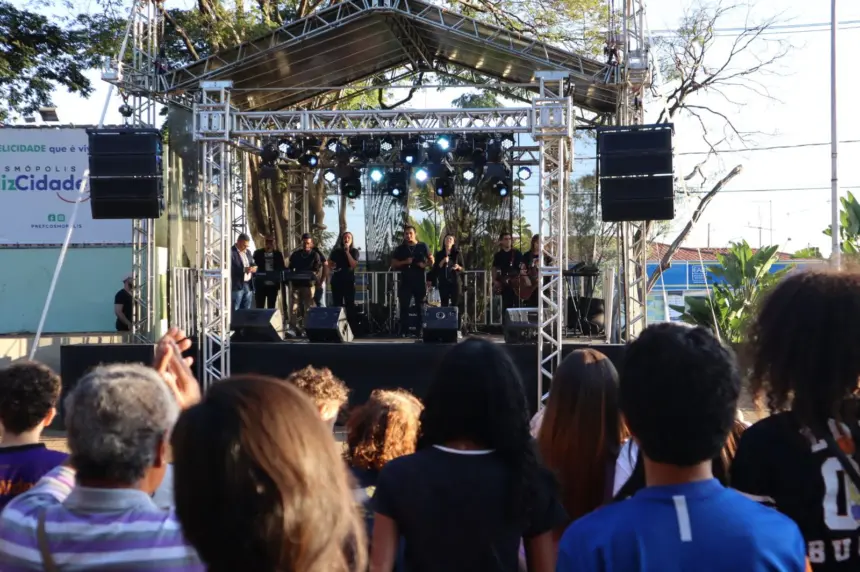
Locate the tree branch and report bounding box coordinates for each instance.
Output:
[377,72,424,110]
[157,5,200,61]
[646,165,744,292]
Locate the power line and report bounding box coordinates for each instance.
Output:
[649,20,860,34]
[572,139,860,161]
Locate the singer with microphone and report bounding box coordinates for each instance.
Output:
[432,233,465,334]
[328,231,360,324]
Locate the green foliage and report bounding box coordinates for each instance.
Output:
[451,91,503,109]
[568,172,616,265]
[823,190,860,255]
[791,246,823,259]
[670,241,791,343]
[0,2,103,122]
[409,217,443,253]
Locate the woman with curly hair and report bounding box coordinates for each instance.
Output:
[369,338,566,572]
[732,269,860,572]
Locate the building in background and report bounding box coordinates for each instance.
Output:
[646,243,824,323]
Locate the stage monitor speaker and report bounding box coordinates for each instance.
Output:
[89,177,163,219]
[600,176,674,222]
[597,124,674,177]
[231,308,284,342]
[422,307,458,343]
[306,306,354,343]
[504,308,539,344]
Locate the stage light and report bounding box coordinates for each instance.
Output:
[380,137,395,152]
[435,177,454,198]
[384,171,408,198]
[501,134,515,149]
[414,168,429,183]
[280,139,302,160]
[403,153,415,164]
[299,152,319,168]
[401,139,423,165]
[462,168,476,182]
[436,136,450,151]
[517,167,531,180]
[326,139,342,153]
[341,170,362,198]
[323,169,337,183]
[493,180,510,197]
[369,168,385,183]
[260,142,279,164]
[454,137,472,157]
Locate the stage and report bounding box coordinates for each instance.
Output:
[61,337,626,415]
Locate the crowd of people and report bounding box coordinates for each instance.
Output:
[2,268,860,570]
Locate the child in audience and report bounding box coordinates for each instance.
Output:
[286,366,349,428]
[346,389,422,571]
[0,362,66,509]
[557,323,809,572]
[171,375,366,572]
[370,338,566,572]
[536,349,626,529]
[733,269,860,571]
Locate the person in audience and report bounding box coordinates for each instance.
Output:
[0,339,204,570]
[732,270,860,571]
[557,323,808,572]
[613,418,748,499]
[286,365,349,429]
[0,362,66,510]
[171,375,367,572]
[536,349,626,532]
[370,338,566,572]
[346,388,423,565]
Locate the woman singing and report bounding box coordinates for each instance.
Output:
[329,231,360,323]
[432,234,465,333]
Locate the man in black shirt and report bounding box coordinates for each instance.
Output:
[492,232,523,322]
[328,231,360,324]
[287,233,323,333]
[252,236,286,309]
[391,226,433,337]
[113,274,133,332]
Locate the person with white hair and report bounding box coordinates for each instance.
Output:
[0,330,203,571]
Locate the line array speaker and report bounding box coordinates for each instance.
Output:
[87,128,164,220]
[597,124,675,223]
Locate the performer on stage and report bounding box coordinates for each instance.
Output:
[287,233,323,334]
[252,236,285,309]
[313,244,329,307]
[328,231,360,323]
[521,234,550,308]
[432,233,465,333]
[492,232,523,322]
[231,233,257,311]
[391,225,433,337]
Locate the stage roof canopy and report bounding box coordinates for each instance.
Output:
[159,0,618,114]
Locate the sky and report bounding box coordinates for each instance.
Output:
[11,0,860,256]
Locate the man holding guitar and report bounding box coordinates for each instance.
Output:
[492,232,524,323]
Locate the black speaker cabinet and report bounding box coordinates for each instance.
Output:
[87,127,164,220]
[504,308,539,344]
[597,125,673,177]
[422,307,458,343]
[600,176,674,222]
[306,306,354,343]
[231,308,284,342]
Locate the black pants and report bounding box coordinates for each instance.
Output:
[255,284,280,309]
[398,282,426,336]
[331,279,356,323]
[501,287,519,323]
[439,281,464,330]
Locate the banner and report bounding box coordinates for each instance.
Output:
[0,128,131,245]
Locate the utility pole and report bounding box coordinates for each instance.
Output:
[707,223,711,248]
[831,0,841,268]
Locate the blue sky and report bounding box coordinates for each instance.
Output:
[11,0,859,256]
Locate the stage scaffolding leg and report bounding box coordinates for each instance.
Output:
[534,72,573,405]
[196,82,234,389]
[286,170,309,251]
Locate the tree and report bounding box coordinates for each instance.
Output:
[644,2,790,290]
[0,2,101,123]
[791,246,823,260]
[823,190,860,256]
[568,172,616,266]
[670,240,790,343]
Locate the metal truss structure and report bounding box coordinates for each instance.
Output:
[534,72,572,402]
[616,0,653,341]
[285,170,309,252]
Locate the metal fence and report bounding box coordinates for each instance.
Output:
[170,267,199,336]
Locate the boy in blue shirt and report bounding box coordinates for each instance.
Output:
[557,323,809,572]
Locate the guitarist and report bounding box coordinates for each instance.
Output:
[492,232,524,323]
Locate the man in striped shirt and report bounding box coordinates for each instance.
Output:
[0,360,203,570]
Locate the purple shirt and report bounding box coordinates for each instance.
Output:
[0,444,66,510]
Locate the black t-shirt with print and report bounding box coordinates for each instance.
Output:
[329,247,360,283]
[288,249,322,273]
[493,249,523,277]
[372,446,567,572]
[731,411,860,572]
[392,242,431,286]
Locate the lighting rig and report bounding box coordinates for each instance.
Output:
[258,134,530,199]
